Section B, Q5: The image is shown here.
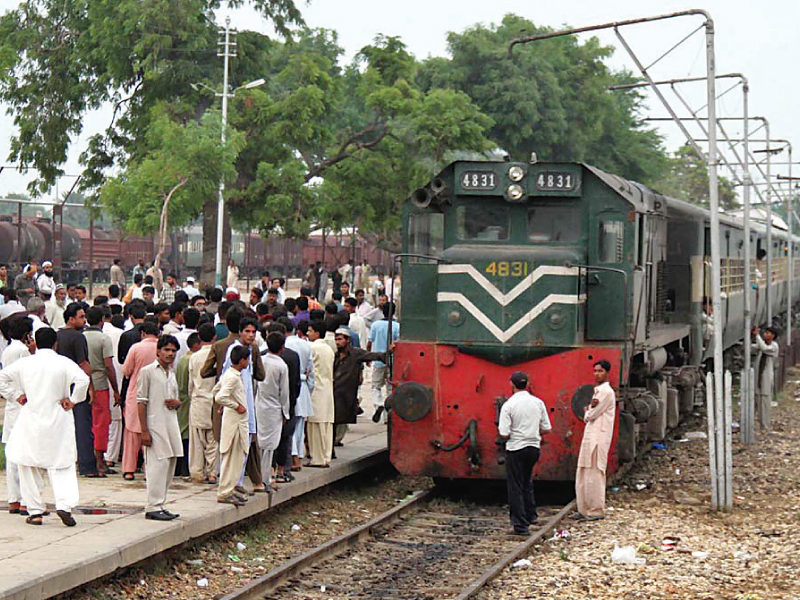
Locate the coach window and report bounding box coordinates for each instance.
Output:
[408,212,444,263]
[599,220,624,263]
[456,204,509,241]
[527,205,580,242]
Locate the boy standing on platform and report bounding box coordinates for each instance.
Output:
[214,345,251,506]
[138,335,183,521]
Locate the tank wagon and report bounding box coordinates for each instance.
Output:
[388,159,800,481]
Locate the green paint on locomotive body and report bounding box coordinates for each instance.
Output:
[402,160,642,365]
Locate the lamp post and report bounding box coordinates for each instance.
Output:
[194,16,266,287]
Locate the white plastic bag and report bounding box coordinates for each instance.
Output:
[611,544,646,565]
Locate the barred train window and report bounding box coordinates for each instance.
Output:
[408,212,444,264]
[527,205,580,242]
[599,221,624,263]
[456,204,509,241]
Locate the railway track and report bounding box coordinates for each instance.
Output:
[221,490,575,600]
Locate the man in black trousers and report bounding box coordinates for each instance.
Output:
[498,372,552,535]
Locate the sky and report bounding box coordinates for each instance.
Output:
[0,0,797,201]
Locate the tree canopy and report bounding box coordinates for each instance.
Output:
[653,144,737,210]
[0,7,686,281]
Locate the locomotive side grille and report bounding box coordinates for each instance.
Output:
[654,260,667,322]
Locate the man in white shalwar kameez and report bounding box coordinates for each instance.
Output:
[256,332,289,488]
[138,335,183,521]
[1,316,35,514]
[575,360,616,521]
[306,321,335,467]
[752,326,779,430]
[0,327,90,526]
[288,322,315,470]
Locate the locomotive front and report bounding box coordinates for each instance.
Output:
[389,160,632,481]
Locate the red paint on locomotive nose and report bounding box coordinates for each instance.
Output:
[389,342,622,481]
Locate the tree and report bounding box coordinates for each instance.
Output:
[653,144,737,210]
[226,32,494,243]
[100,105,244,276]
[0,0,302,280]
[416,14,668,185]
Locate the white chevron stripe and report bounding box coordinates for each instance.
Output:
[437,292,585,343]
[438,264,578,306]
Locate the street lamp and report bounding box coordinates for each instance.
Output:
[193,76,265,286]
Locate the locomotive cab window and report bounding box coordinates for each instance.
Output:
[598,220,624,263]
[408,212,444,263]
[527,205,580,242]
[456,204,510,241]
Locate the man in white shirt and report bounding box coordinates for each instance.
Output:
[36,261,55,298]
[0,327,90,526]
[498,371,552,536]
[0,289,25,320]
[45,284,68,329]
[0,316,35,515]
[183,276,200,299]
[25,297,48,332]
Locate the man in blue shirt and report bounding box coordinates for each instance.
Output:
[367,302,399,423]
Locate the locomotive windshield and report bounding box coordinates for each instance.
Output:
[527,204,581,243]
[456,204,510,241]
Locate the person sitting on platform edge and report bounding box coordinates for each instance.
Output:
[498,371,551,536]
[575,359,616,521]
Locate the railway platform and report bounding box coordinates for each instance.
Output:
[0,418,387,600]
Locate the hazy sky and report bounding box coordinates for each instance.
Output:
[0,0,797,199]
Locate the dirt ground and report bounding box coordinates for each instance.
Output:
[479,369,800,600]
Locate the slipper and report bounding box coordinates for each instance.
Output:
[252,486,270,494]
[25,515,42,526]
[123,473,135,481]
[275,474,292,483]
[83,473,106,478]
[290,466,302,472]
[103,468,118,475]
[206,477,218,485]
[305,463,330,469]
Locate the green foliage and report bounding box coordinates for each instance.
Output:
[100,106,244,234]
[653,144,737,210]
[416,14,668,185]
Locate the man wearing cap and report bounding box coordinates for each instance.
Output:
[332,327,391,449]
[37,261,55,299]
[46,284,68,330]
[498,371,552,536]
[183,276,200,298]
[13,262,38,308]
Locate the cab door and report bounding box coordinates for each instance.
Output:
[586,211,629,340]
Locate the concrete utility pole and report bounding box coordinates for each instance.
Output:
[215,17,236,288]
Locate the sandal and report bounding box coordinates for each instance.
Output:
[123,472,135,481]
[25,515,42,526]
[206,477,217,484]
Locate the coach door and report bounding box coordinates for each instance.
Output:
[586,213,628,340]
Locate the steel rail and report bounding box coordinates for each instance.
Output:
[220,490,576,600]
[219,490,433,600]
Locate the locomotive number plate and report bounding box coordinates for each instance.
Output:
[461,170,498,190]
[535,171,575,191]
[486,261,529,277]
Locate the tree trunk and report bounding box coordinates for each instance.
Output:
[201,198,231,289]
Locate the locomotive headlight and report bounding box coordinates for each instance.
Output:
[506,184,524,201]
[508,165,525,182]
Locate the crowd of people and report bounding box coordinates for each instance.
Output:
[0,258,399,525]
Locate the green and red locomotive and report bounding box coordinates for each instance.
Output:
[388,158,799,481]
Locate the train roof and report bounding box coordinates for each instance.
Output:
[585,163,798,243]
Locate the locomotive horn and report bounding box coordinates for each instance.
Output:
[430,177,447,194]
[412,186,433,208]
